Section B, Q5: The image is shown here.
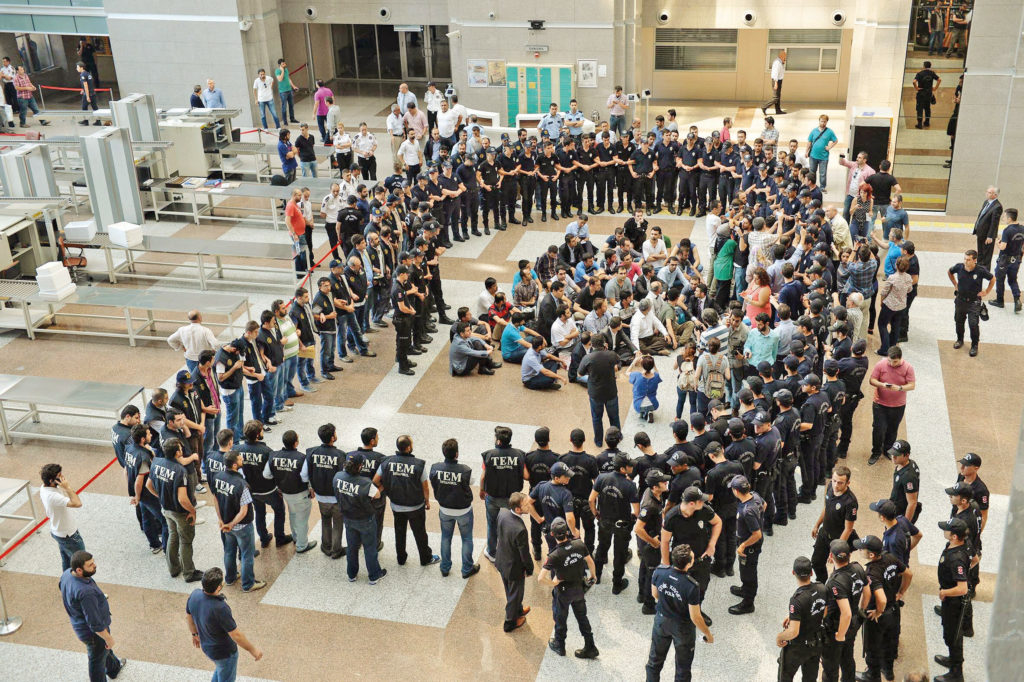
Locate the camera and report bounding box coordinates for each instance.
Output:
[304,7,317,20]
[743,11,757,26]
[831,10,846,26]
[657,10,670,25]
[378,7,391,20]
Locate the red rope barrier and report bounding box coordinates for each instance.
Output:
[291,63,307,75]
[38,85,113,92]
[0,456,119,561]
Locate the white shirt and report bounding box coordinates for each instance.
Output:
[167,322,218,361]
[437,109,459,138]
[398,139,421,165]
[476,289,495,317]
[300,198,313,223]
[339,178,357,199]
[253,76,274,102]
[386,112,404,136]
[353,132,376,157]
[630,308,668,347]
[551,317,576,349]
[705,213,723,252]
[332,131,352,154]
[321,192,344,222]
[423,89,444,113]
[771,58,786,82]
[40,486,77,537]
[642,239,667,262]
[396,90,418,115]
[451,103,468,127]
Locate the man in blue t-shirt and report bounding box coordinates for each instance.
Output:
[186,568,263,680]
[805,114,838,190]
[501,312,542,363]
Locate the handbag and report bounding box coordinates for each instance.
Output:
[298,345,316,359]
[979,302,989,321]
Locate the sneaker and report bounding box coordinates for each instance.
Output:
[243,580,267,592]
[348,576,357,583]
[279,405,294,412]
[483,550,496,563]
[195,484,207,493]
[312,376,325,383]
[323,373,336,380]
[339,356,354,363]
[193,517,206,525]
[423,555,441,566]
[151,546,163,554]
[303,385,318,393]
[361,350,377,357]
[369,569,388,585]
[867,454,881,466]
[265,418,280,425]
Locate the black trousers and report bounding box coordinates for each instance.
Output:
[819,631,857,682]
[358,155,377,180]
[714,512,737,573]
[645,614,696,682]
[393,506,433,565]
[572,498,596,552]
[460,189,480,231]
[717,175,735,206]
[633,175,654,210]
[870,403,905,458]
[737,540,761,601]
[595,169,615,210]
[551,586,593,645]
[941,596,966,667]
[481,188,500,227]
[638,545,659,607]
[520,176,537,219]
[559,173,578,215]
[594,519,631,584]
[393,314,413,371]
[442,199,460,242]
[538,179,558,214]
[575,171,596,211]
[779,642,821,682]
[953,295,981,345]
[798,434,822,495]
[775,454,798,519]
[810,532,833,584]
[616,168,633,209]
[655,168,677,209]
[427,109,438,132]
[530,515,545,554]
[500,179,518,222]
[252,490,286,544]
[915,91,932,125]
[501,572,526,627]
[690,557,711,603]
[837,394,862,456]
[863,609,898,677]
[697,174,717,212]
[755,473,776,532]
[976,234,995,272]
[677,170,697,209]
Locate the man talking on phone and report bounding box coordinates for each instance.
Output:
[867,346,915,466]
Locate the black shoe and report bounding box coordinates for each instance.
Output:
[437,318,454,326]
[574,644,600,659]
[764,526,774,537]
[963,628,974,638]
[701,612,713,627]
[552,211,559,220]
[924,120,930,127]
[276,535,294,547]
[934,655,953,668]
[914,124,923,129]
[525,217,534,224]
[484,227,491,234]
[1016,297,1023,313]
[360,350,377,357]
[761,106,767,115]
[777,110,787,115]
[184,570,204,583]
[711,568,727,579]
[442,241,454,248]
[472,230,482,237]
[788,511,797,520]
[725,566,735,577]
[856,672,881,682]
[989,299,1005,308]
[689,208,697,216]
[461,232,470,240]
[408,361,417,368]
[463,564,481,578]
[953,339,964,349]
[452,234,464,242]
[509,217,521,225]
[969,345,978,357]
[478,366,495,375]
[548,639,566,656]
[868,454,881,466]
[533,548,542,561]
[730,585,744,597]
[323,373,336,380]
[728,601,755,615]
[641,603,656,615]
[541,214,547,222]
[612,578,629,595]
[419,335,434,344]
[934,604,943,616]
[797,495,813,504]
[399,368,415,376]
[413,345,428,353]
[260,535,273,548]
[934,671,964,682]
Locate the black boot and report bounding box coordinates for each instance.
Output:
[574,638,599,659]
[548,638,566,656]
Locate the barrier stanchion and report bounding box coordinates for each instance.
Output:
[0,577,22,635]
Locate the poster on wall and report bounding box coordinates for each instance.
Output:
[577,59,597,88]
[467,59,488,87]
[487,60,507,86]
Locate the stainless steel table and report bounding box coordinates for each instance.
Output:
[78,234,297,291]
[0,477,40,558]
[0,281,250,345]
[0,374,145,446]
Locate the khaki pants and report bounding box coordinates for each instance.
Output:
[389,134,403,165]
[163,510,196,577]
[856,297,871,339]
[639,334,669,355]
[670,320,695,346]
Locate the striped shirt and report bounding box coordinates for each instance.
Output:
[278,315,300,359]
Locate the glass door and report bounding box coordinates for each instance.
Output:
[377,25,402,80]
[352,24,380,79]
[403,30,427,79]
[427,26,451,81]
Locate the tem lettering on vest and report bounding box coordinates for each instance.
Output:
[272,457,299,471]
[392,462,417,475]
[311,453,339,467]
[214,478,237,496]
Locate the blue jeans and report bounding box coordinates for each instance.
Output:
[203,413,220,457]
[223,523,256,590]
[345,516,384,580]
[503,345,528,363]
[609,114,626,137]
[675,388,699,420]
[297,356,316,388]
[733,264,746,303]
[275,356,297,409]
[589,396,621,448]
[633,393,660,417]
[440,509,475,576]
[484,495,507,557]
[337,312,367,357]
[300,160,318,177]
[185,358,200,376]
[850,217,870,242]
[695,391,710,418]
[17,95,40,125]
[139,498,168,550]
[929,30,944,53]
[843,194,854,224]
[319,333,336,372]
[54,530,86,572]
[211,651,239,682]
[222,389,244,441]
[808,156,828,189]
[82,632,122,682]
[279,89,295,121]
[258,100,279,128]
[248,378,274,423]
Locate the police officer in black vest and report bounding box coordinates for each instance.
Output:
[775,556,827,682]
[430,438,480,578]
[525,427,560,559]
[349,427,387,550]
[391,265,417,376]
[266,430,316,553]
[559,429,600,552]
[146,437,202,582]
[646,543,714,682]
[480,425,527,562]
[772,389,801,525]
[539,517,599,659]
[211,451,265,592]
[234,420,291,549]
[811,464,859,583]
[373,435,440,566]
[934,518,970,682]
[704,442,742,578]
[589,454,639,594]
[820,539,868,682]
[334,452,387,584]
[527,462,577,553]
[635,469,671,615]
[751,411,781,536]
[854,535,911,682]
[836,339,869,459]
[306,423,346,558]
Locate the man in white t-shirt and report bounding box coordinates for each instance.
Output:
[39,463,85,571]
[252,68,279,129]
[704,202,724,259]
[642,226,668,266]
[437,99,460,143]
[476,278,498,319]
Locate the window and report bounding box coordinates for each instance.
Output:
[655,29,738,71]
[767,29,841,73]
[15,33,54,74]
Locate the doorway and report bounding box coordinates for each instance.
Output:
[331,24,451,82]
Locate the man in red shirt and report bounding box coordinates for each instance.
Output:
[285,188,308,277]
[867,345,915,465]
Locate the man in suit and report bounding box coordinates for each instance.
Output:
[600,316,637,364]
[495,492,533,632]
[974,186,1003,271]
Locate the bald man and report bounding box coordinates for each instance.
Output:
[168,311,219,375]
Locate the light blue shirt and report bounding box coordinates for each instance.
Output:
[396,90,418,114]
[565,220,589,240]
[656,265,686,291]
[575,260,597,284]
[743,328,780,367]
[522,348,548,381]
[201,88,226,109]
[565,111,585,137]
[538,113,564,139]
[884,241,902,277]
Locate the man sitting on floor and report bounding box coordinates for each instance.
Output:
[521,336,569,390]
[449,322,500,376]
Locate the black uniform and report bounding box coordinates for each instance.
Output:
[481,445,526,555]
[614,140,635,211]
[594,142,616,212]
[779,581,828,682]
[811,483,859,583]
[646,565,702,682]
[376,450,433,565]
[799,391,831,497]
[705,460,743,573]
[836,355,868,457]
[537,152,559,218]
[544,537,595,649]
[630,146,656,210]
[529,481,575,551]
[773,407,802,522]
[663,503,717,603]
[234,440,286,546]
[307,444,345,555]
[636,488,666,609]
[890,459,921,522]
[592,471,638,587]
[575,144,598,212]
[634,452,671,497]
[753,427,782,532]
[736,492,765,603]
[525,448,560,554]
[559,451,600,551]
[518,152,538,220]
[391,278,414,372]
[556,147,578,217]
[820,379,846,475]
[937,543,970,672]
[676,143,700,212]
[949,262,992,347]
[348,446,387,545]
[821,562,868,682]
[862,552,907,680]
[455,162,479,235]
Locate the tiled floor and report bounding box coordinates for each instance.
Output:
[0,94,1013,682]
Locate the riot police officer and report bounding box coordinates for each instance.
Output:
[662,486,721,625]
[525,427,560,559]
[704,442,743,577]
[559,428,600,552]
[751,411,781,536]
[836,339,869,459]
[589,453,639,593]
[820,539,867,682]
[797,374,831,502]
[728,475,765,615]
[772,389,801,525]
[888,439,921,523]
[390,265,417,376]
[539,517,599,659]
[635,469,671,614]
[820,359,846,477]
[527,462,576,552]
[810,465,859,583]
[854,535,911,682]
[646,544,714,682]
[933,518,970,682]
[775,556,827,682]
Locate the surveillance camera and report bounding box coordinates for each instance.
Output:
[488,11,496,20]
[831,10,846,26]
[445,30,461,39]
[641,89,653,99]
[238,18,253,31]
[378,7,391,20]
[304,7,317,20]
[657,10,670,25]
[743,10,757,26]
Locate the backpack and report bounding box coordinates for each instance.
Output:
[705,354,727,401]
[676,358,698,392]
